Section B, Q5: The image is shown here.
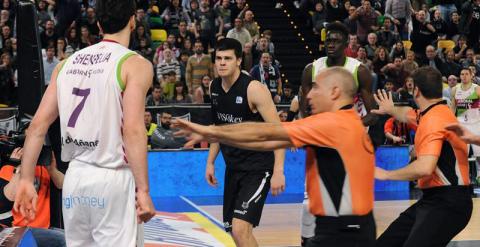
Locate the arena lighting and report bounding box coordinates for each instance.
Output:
[287,14,290,17]
[290,21,294,24]
[297,33,301,36]
[294,25,297,29]
[301,38,304,41]
[283,10,287,13]
[305,45,309,49]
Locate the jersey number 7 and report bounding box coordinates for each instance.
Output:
[68,87,91,128]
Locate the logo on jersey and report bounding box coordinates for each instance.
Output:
[211,93,219,96]
[62,136,99,150]
[217,112,242,123]
[236,96,243,104]
[241,201,249,210]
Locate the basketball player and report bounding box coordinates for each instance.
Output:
[451,67,480,178]
[373,67,472,246]
[14,0,155,246]
[299,22,377,245]
[206,38,285,247]
[174,67,377,247]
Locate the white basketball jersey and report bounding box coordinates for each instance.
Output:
[312,57,366,117]
[56,40,136,168]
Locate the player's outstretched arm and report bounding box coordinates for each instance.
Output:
[122,54,155,223]
[375,155,438,181]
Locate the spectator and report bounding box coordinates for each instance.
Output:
[278,110,288,122]
[410,10,436,59]
[356,46,373,70]
[383,80,400,101]
[422,45,446,74]
[437,0,458,22]
[186,40,214,93]
[162,0,190,33]
[65,27,80,51]
[40,19,58,49]
[443,49,461,77]
[0,53,13,105]
[459,0,480,49]
[79,7,100,37]
[326,0,348,23]
[137,38,154,61]
[372,46,390,88]
[54,0,81,37]
[194,74,212,103]
[469,65,480,84]
[182,38,194,55]
[262,30,275,54]
[215,0,232,34]
[186,0,201,27]
[56,37,67,61]
[384,117,416,145]
[226,18,252,48]
[162,70,178,100]
[376,17,398,49]
[279,84,295,104]
[132,24,152,51]
[150,111,188,149]
[135,8,151,34]
[79,25,97,49]
[230,0,248,22]
[431,9,447,38]
[243,10,259,42]
[453,35,468,61]
[401,50,419,75]
[250,52,282,102]
[0,25,10,47]
[198,0,218,52]
[446,11,460,40]
[461,49,477,68]
[397,76,415,107]
[312,1,327,35]
[344,34,360,58]
[36,1,51,29]
[365,32,378,59]
[353,0,379,44]
[443,74,458,100]
[381,55,409,90]
[242,41,253,71]
[145,111,158,149]
[156,48,181,84]
[179,50,190,83]
[252,36,272,65]
[384,0,413,39]
[389,40,406,60]
[43,46,59,86]
[343,5,358,35]
[146,84,167,106]
[169,81,193,103]
[175,20,196,49]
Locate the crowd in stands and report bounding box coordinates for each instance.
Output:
[0,0,478,147]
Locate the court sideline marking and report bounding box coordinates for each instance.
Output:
[180,196,224,228]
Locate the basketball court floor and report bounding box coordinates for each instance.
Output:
[143,190,480,246]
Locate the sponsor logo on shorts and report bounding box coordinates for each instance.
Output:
[224,222,231,229]
[63,195,106,209]
[241,201,249,210]
[234,209,247,215]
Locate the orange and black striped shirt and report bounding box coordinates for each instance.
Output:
[406,101,470,188]
[282,105,375,217]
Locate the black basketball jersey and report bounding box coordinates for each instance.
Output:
[210,72,274,171]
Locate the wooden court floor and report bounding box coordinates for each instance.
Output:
[199,198,480,246]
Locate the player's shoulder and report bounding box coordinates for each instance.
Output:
[123,54,153,73]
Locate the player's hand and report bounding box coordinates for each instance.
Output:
[10,147,23,160]
[371,89,395,116]
[270,172,285,196]
[135,190,155,223]
[13,179,38,222]
[172,119,218,146]
[375,167,389,181]
[445,123,480,144]
[205,163,218,187]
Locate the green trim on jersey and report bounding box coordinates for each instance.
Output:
[116,51,137,91]
[312,57,360,87]
[352,65,359,88]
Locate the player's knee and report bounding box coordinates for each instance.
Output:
[231,219,252,240]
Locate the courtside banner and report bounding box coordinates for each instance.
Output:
[144,212,235,247]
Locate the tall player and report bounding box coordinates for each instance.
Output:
[14,0,155,246]
[298,22,377,245]
[207,38,285,247]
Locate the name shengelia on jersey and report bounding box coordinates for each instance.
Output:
[72,52,112,66]
[62,135,99,150]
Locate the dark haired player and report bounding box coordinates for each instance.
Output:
[206,38,285,247]
[14,0,155,246]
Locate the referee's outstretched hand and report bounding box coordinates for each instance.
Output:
[371,89,395,116]
[13,179,38,222]
[172,119,218,147]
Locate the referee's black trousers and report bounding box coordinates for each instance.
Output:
[376,186,472,247]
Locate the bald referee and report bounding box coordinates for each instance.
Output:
[174,67,377,247]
